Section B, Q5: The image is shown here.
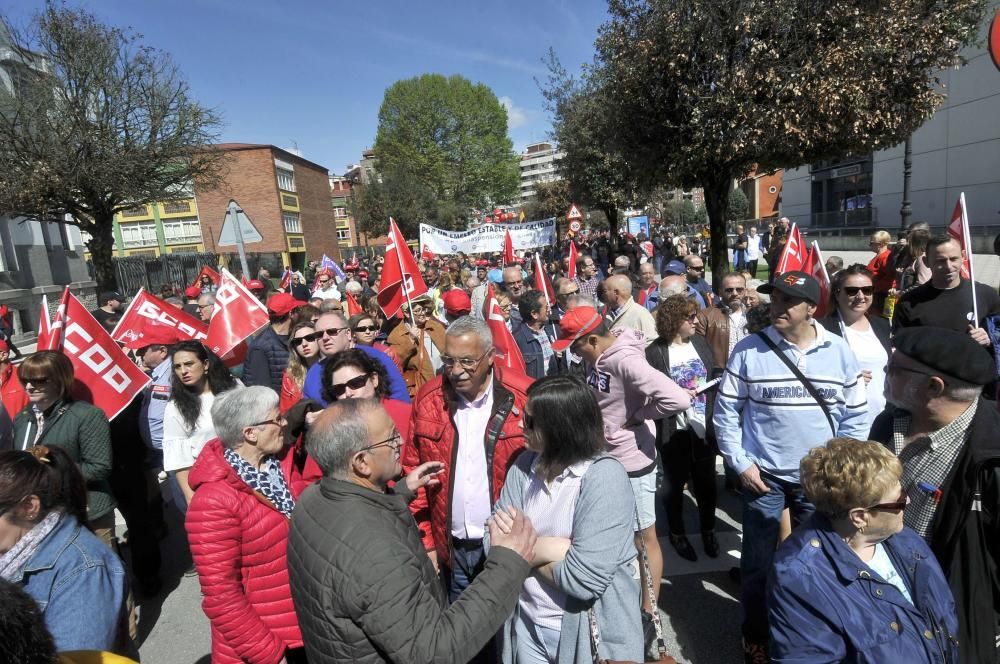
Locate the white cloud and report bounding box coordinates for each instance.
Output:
[499,96,529,129]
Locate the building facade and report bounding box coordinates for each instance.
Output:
[738,168,783,221]
[519,142,564,202]
[781,7,1000,233]
[111,195,205,257]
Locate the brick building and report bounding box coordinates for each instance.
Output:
[194,144,341,273]
[738,168,783,221]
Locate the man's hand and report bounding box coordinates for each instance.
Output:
[426,549,440,574]
[487,506,537,564]
[404,461,445,493]
[968,324,990,346]
[740,463,771,494]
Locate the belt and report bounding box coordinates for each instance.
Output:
[452,537,484,551]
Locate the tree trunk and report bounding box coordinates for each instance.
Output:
[702,176,733,293]
[86,214,119,292]
[602,204,619,250]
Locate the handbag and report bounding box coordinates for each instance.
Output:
[588,607,639,664]
[633,504,678,664]
[755,331,837,436]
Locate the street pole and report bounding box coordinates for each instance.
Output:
[900,136,912,228]
[228,200,251,278]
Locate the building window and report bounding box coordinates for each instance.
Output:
[337,229,351,241]
[282,194,298,208]
[162,200,192,214]
[121,205,148,218]
[277,168,296,192]
[161,218,202,244]
[283,212,301,234]
[120,221,159,248]
[333,207,348,219]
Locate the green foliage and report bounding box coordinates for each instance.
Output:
[354,166,436,239]
[0,3,223,290]
[727,188,750,222]
[372,74,520,231]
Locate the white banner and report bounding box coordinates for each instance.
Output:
[419,218,556,256]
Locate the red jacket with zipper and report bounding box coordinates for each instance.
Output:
[186,439,302,664]
[401,368,532,569]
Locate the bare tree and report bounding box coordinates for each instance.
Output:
[0,4,224,290]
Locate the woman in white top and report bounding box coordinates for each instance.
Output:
[162,341,239,505]
[820,265,892,434]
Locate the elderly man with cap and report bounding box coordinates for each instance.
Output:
[91,290,124,328]
[713,270,868,662]
[871,326,1000,664]
[442,288,472,324]
[244,293,300,393]
[553,306,690,638]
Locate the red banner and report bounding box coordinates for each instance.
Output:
[345,291,363,317]
[533,252,556,308]
[502,229,515,264]
[42,288,150,420]
[567,240,579,280]
[775,223,807,275]
[37,294,52,350]
[378,218,429,318]
[947,193,972,279]
[189,265,220,289]
[206,269,269,361]
[804,242,831,319]
[484,283,526,375]
[111,289,208,349]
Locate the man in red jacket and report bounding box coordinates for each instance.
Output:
[0,338,27,421]
[402,315,532,602]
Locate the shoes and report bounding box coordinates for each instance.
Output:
[668,533,697,562]
[701,531,719,558]
[743,637,770,664]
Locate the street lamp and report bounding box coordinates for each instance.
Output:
[900,136,912,228]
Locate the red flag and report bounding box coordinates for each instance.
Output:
[947,193,972,279]
[279,268,292,291]
[803,242,831,319]
[189,265,220,289]
[345,291,363,317]
[378,218,429,319]
[421,244,434,261]
[775,223,807,275]
[111,289,208,349]
[206,268,270,362]
[484,283,526,374]
[567,241,579,279]
[43,288,150,419]
[533,252,556,308]
[37,294,52,350]
[502,229,515,264]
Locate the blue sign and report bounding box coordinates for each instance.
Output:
[627,215,650,237]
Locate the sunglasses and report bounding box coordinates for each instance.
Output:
[329,373,372,399]
[318,279,331,284]
[866,491,909,512]
[22,376,50,386]
[841,286,874,296]
[723,287,745,294]
[353,325,379,333]
[291,332,321,347]
[318,327,347,338]
[688,265,705,271]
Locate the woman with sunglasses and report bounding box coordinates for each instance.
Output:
[821,265,891,434]
[488,374,642,664]
[322,349,411,445]
[280,322,321,414]
[185,386,305,664]
[769,438,958,663]
[349,313,402,373]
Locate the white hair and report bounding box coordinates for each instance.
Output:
[211,386,279,449]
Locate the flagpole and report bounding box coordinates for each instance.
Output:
[535,253,551,308]
[961,193,980,327]
[392,219,418,329]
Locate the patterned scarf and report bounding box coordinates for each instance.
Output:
[222,447,296,517]
[0,511,63,581]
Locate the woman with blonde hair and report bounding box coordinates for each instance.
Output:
[768,438,958,663]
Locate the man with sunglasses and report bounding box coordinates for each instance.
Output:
[696,272,750,372]
[402,316,533,613]
[311,270,341,302]
[301,311,410,406]
[683,255,716,308]
[871,326,1000,664]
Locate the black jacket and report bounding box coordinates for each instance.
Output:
[645,334,718,446]
[243,325,289,393]
[820,313,892,356]
[871,400,1000,664]
[287,477,530,664]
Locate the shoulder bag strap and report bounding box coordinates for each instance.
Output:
[635,502,668,660]
[755,332,836,436]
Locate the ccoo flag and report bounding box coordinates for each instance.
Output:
[378,218,428,319]
[775,223,807,275]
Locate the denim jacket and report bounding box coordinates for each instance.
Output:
[12,514,129,653]
[768,515,960,664]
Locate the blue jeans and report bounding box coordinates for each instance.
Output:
[740,471,815,640]
[514,612,561,663]
[448,541,486,602]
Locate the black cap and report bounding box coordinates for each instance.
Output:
[99,291,123,305]
[758,271,821,305]
[894,327,996,386]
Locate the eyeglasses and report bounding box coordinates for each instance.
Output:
[361,430,402,454]
[353,325,379,334]
[723,287,745,294]
[318,327,348,338]
[866,491,909,512]
[329,373,372,399]
[252,415,285,428]
[22,377,50,386]
[841,286,874,297]
[318,278,331,284]
[291,332,321,347]
[560,289,580,298]
[688,265,705,271]
[441,351,489,371]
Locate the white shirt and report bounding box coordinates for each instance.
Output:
[843,323,888,433]
[311,286,341,301]
[162,392,219,472]
[746,234,762,260]
[450,376,495,540]
[519,458,592,629]
[728,309,748,357]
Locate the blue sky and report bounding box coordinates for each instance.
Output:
[6,0,609,174]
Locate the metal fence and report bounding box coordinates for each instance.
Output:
[113,252,219,296]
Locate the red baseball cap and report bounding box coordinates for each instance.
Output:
[552,306,604,352]
[126,325,181,351]
[184,285,201,299]
[267,293,302,317]
[442,289,472,316]
[247,280,266,290]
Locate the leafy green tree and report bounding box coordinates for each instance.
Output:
[727,188,750,222]
[521,179,571,221]
[354,165,436,239]
[0,4,223,290]
[372,74,519,231]
[591,0,988,288]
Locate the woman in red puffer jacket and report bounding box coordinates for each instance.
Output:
[186,386,304,664]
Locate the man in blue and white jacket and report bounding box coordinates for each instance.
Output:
[713,270,868,662]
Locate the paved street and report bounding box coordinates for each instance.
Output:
[130,462,746,664]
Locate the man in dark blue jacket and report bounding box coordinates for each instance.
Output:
[243,293,299,393]
[512,290,559,379]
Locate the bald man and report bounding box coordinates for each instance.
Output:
[601,274,658,345]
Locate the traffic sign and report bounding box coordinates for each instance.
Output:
[218,201,263,246]
[569,220,582,233]
[566,203,583,221]
[990,11,1000,71]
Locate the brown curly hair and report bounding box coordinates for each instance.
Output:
[654,294,698,341]
[800,438,901,518]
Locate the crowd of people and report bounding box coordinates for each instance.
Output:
[0,217,998,664]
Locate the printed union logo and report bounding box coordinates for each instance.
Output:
[783,275,805,287]
[451,244,458,251]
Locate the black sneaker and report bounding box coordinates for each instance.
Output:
[701,531,720,558]
[668,533,697,562]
